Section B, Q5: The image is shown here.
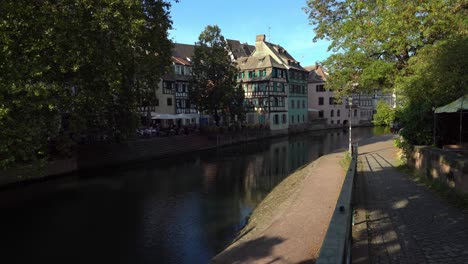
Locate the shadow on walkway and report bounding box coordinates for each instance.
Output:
[352,136,468,264]
[211,236,286,264]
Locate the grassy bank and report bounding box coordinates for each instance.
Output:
[232,161,315,244]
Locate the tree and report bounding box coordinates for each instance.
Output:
[305,0,468,144]
[0,0,175,169]
[304,0,466,94]
[396,36,468,145]
[190,25,244,126]
[372,101,395,126]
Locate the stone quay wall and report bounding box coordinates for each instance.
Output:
[408,146,468,194]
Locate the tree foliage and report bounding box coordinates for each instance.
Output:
[0,0,174,169]
[397,36,468,145]
[372,100,395,126]
[305,0,466,93]
[305,0,468,144]
[190,25,245,125]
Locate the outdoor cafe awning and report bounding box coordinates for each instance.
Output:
[435,94,468,114]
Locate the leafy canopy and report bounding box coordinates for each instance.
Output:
[190,25,245,125]
[0,0,174,169]
[305,0,467,94]
[372,100,395,126]
[305,0,468,144]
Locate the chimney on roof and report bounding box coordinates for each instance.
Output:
[256,34,266,42]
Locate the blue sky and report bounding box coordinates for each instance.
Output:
[168,0,333,67]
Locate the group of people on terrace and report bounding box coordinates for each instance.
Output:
[136,123,199,138]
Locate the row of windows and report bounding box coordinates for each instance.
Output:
[246,97,286,107]
[330,120,342,124]
[291,114,306,124]
[289,84,307,94]
[271,114,306,124]
[174,65,192,76]
[243,82,286,93]
[330,109,341,117]
[318,97,339,105]
[316,84,326,92]
[361,110,373,117]
[273,114,287,124]
[289,70,307,81]
[163,81,190,94]
[239,68,303,80]
[176,99,192,109]
[290,99,307,109]
[161,98,195,110]
[319,109,358,118]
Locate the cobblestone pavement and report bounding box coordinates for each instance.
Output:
[352,136,468,264]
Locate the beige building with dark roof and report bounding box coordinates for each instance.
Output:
[138,43,198,127]
[306,64,360,126]
[236,34,308,131]
[237,52,289,130]
[252,35,309,129]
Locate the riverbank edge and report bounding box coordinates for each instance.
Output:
[211,149,347,263]
[0,124,367,189]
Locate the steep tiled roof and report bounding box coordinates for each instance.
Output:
[259,40,306,72]
[172,56,191,66]
[237,55,285,70]
[303,65,317,71]
[226,39,255,59]
[173,43,195,60]
[305,64,328,83]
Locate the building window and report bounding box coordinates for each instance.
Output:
[354,109,357,117]
[331,120,334,124]
[337,120,340,124]
[318,97,324,105]
[163,81,174,94]
[302,115,305,122]
[282,114,287,124]
[318,110,324,118]
[291,115,295,124]
[331,110,334,117]
[297,115,300,123]
[167,98,172,106]
[297,100,300,109]
[274,114,279,124]
[302,100,305,109]
[316,85,325,92]
[291,100,295,109]
[337,110,340,117]
[329,97,333,105]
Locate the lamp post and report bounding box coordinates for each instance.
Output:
[348,96,353,154]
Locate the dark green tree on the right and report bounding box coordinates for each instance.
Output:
[305,0,468,144]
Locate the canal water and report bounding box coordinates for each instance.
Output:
[0,127,388,264]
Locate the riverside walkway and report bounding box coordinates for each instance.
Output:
[353,135,468,264]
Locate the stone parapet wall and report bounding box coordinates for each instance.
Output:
[408,146,468,194]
